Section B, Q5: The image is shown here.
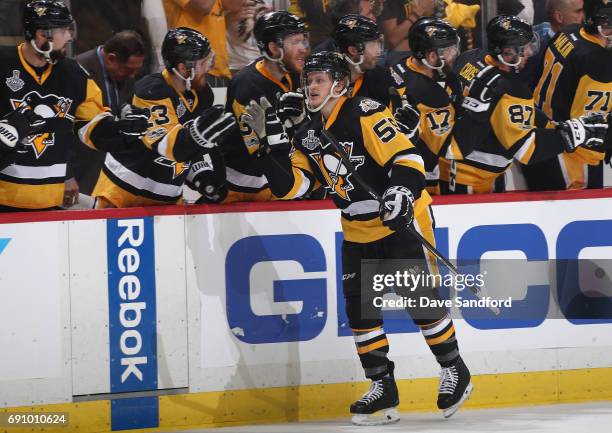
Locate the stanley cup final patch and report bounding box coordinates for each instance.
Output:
[6,70,25,92]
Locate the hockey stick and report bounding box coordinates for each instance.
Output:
[320,127,501,315]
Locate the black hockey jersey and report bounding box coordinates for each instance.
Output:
[224,58,300,202]
[526,25,612,190]
[348,65,395,107]
[439,49,565,193]
[270,96,432,243]
[0,44,108,209]
[92,70,214,207]
[390,57,465,194]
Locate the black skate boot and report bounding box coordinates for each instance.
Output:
[350,362,400,426]
[437,356,473,418]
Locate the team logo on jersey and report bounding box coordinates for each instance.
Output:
[311,141,364,201]
[176,100,187,118]
[359,99,381,113]
[5,70,24,92]
[10,91,73,158]
[154,156,190,179]
[301,129,320,151]
[146,127,167,142]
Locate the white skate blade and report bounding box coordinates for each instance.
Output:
[351,407,400,426]
[443,382,473,418]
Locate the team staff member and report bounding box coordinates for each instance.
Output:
[0,0,148,211]
[244,51,473,425]
[92,28,234,208]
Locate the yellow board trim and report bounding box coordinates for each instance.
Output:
[3,368,612,432]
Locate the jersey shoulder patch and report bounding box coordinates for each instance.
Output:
[357,97,383,114]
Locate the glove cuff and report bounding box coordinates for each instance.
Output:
[0,120,20,149]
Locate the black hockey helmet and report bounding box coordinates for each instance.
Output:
[409,17,459,59]
[254,11,307,56]
[162,27,212,69]
[486,15,534,55]
[333,14,382,54]
[23,0,74,41]
[303,51,351,83]
[584,0,612,33]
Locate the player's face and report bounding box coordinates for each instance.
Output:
[283,33,310,73]
[440,42,460,70]
[501,42,534,70]
[362,37,384,69]
[190,51,215,90]
[305,71,334,108]
[106,54,145,81]
[559,0,584,25]
[48,26,74,52]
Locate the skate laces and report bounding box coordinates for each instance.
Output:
[358,380,385,404]
[439,366,459,395]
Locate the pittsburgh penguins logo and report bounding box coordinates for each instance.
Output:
[154,157,190,179]
[10,91,73,158]
[310,141,364,201]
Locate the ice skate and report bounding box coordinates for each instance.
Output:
[350,374,400,426]
[437,356,473,418]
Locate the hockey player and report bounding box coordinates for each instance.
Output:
[92,27,234,208]
[243,51,473,424]
[438,15,609,194]
[332,14,394,106]
[224,10,309,202]
[0,0,149,211]
[390,17,468,194]
[523,0,612,190]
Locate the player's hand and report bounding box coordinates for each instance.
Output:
[379,185,415,232]
[558,112,609,152]
[276,91,306,129]
[243,96,289,153]
[63,177,80,207]
[185,151,228,203]
[118,104,149,137]
[189,105,237,149]
[462,65,502,120]
[393,94,420,141]
[0,106,45,150]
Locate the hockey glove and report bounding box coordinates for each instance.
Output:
[117,104,149,137]
[242,96,290,154]
[461,65,502,121]
[379,185,415,232]
[0,106,45,150]
[276,91,306,129]
[185,151,228,203]
[557,112,609,152]
[189,105,237,149]
[393,94,421,141]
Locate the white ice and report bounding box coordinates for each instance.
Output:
[176,402,612,433]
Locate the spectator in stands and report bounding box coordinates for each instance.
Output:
[290,0,383,49]
[226,0,273,75]
[163,0,241,87]
[72,31,146,196]
[379,0,435,53]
